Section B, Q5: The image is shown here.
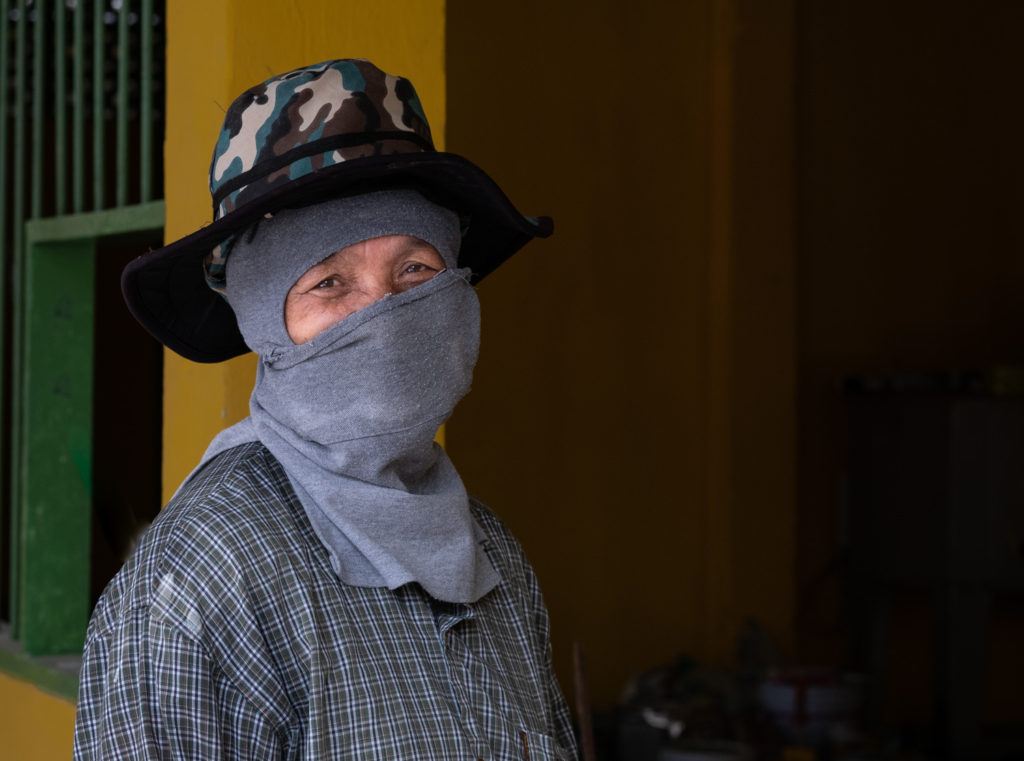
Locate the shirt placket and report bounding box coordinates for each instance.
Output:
[427,596,504,761]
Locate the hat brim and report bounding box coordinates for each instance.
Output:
[122,151,553,363]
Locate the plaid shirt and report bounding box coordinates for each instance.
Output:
[74,442,577,760]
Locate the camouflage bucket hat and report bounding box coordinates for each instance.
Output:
[122,58,553,362]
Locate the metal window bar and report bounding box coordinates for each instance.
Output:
[54,0,64,214]
[0,0,8,626]
[31,0,43,221]
[91,0,102,209]
[1,0,165,634]
[8,0,28,632]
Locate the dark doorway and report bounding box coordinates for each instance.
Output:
[90,232,163,606]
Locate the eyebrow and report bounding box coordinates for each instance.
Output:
[301,255,356,278]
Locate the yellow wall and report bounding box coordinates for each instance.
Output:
[445,0,797,706]
[0,673,75,760]
[162,0,447,501]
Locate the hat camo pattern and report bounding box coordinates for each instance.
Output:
[205,59,434,293]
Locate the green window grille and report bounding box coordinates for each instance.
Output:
[0,0,166,663]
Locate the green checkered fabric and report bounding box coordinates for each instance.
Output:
[73,443,577,760]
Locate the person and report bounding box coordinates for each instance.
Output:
[73,58,578,760]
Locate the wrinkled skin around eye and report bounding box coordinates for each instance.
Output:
[283,234,446,344]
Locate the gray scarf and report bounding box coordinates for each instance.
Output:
[199,190,499,603]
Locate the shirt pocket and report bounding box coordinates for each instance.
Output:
[517,729,575,761]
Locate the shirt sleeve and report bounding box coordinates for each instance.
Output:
[73,608,282,760]
[518,540,578,759]
[544,649,578,757]
[470,497,580,759]
[534,588,579,759]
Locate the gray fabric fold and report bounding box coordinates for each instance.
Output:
[192,190,499,603]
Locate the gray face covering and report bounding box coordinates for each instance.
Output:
[205,189,500,603]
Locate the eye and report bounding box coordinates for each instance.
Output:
[314,276,339,289]
[396,262,441,290]
[398,254,445,279]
